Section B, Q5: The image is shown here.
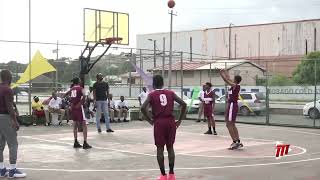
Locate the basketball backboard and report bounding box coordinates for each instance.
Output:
[84,8,129,45]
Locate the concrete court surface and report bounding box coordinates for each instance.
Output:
[3,121,320,180]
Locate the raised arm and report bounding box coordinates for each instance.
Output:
[219,69,236,87]
[141,95,153,125]
[173,93,187,128]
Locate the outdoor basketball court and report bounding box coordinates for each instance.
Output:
[4,121,319,180]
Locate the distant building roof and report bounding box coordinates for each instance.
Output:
[150,59,265,72]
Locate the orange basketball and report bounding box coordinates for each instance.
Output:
[168,0,175,8]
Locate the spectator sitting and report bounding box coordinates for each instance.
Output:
[48,91,65,125]
[31,96,47,126]
[108,94,116,123]
[116,96,129,123]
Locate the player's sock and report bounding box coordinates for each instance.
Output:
[237,139,240,143]
[208,127,212,131]
[169,163,174,174]
[212,127,216,132]
[160,166,166,176]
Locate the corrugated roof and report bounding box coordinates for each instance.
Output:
[150,59,265,71]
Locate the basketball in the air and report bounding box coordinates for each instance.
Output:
[168,0,175,8]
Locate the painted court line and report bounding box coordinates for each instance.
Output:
[20,156,320,172]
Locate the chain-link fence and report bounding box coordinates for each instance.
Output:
[1,40,319,128]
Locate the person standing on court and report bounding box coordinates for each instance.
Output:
[196,85,206,122]
[93,73,114,133]
[0,70,26,178]
[203,82,217,135]
[138,87,149,121]
[219,69,243,150]
[141,75,187,180]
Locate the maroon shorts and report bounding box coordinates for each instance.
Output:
[71,106,85,122]
[34,110,45,118]
[154,118,176,146]
[226,102,238,122]
[203,104,213,118]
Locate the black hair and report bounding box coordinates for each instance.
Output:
[234,75,242,84]
[153,75,164,89]
[205,82,212,87]
[71,77,80,85]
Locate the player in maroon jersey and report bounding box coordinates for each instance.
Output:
[141,75,187,180]
[219,69,243,150]
[65,77,92,149]
[203,82,217,135]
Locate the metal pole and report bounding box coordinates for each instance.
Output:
[190,37,192,62]
[305,39,308,55]
[224,62,228,109]
[209,63,212,83]
[168,9,173,89]
[28,0,32,116]
[162,37,165,78]
[55,40,59,89]
[228,24,232,59]
[129,49,132,97]
[139,49,142,92]
[234,34,237,59]
[180,52,183,98]
[258,32,261,64]
[266,61,270,125]
[154,40,156,68]
[313,58,317,127]
[315,28,317,51]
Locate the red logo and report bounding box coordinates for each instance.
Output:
[275,144,290,158]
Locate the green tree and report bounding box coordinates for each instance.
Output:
[292,51,320,85]
[268,74,294,86]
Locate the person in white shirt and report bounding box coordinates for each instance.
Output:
[48,92,65,124]
[117,96,129,122]
[138,87,149,121]
[196,85,206,122]
[108,94,116,123]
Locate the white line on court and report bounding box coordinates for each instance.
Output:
[20,156,320,172]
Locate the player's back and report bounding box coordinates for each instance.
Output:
[69,85,83,106]
[149,89,175,120]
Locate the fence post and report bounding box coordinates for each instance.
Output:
[209,63,212,83]
[180,52,183,98]
[265,61,270,125]
[129,48,133,97]
[313,58,317,127]
[139,49,142,93]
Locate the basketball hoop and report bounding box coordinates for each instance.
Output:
[101,37,123,45]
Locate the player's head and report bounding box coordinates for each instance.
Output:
[142,87,147,92]
[205,82,212,91]
[52,91,57,100]
[153,75,164,89]
[33,96,39,103]
[96,73,103,81]
[0,69,12,85]
[234,75,242,84]
[120,96,124,101]
[202,84,206,90]
[71,77,80,85]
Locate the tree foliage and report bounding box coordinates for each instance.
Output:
[292,51,320,85]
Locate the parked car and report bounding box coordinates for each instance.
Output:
[303,100,320,119]
[174,92,199,109]
[215,92,266,116]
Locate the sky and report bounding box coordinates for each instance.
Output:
[0,0,320,63]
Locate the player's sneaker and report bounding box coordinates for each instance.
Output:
[213,131,218,135]
[8,169,26,178]
[168,174,176,180]
[157,175,167,180]
[123,119,129,122]
[204,130,213,135]
[0,167,8,177]
[73,141,82,148]
[83,142,92,149]
[237,142,244,148]
[229,142,240,150]
[196,119,201,122]
[97,128,102,133]
[106,129,114,133]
